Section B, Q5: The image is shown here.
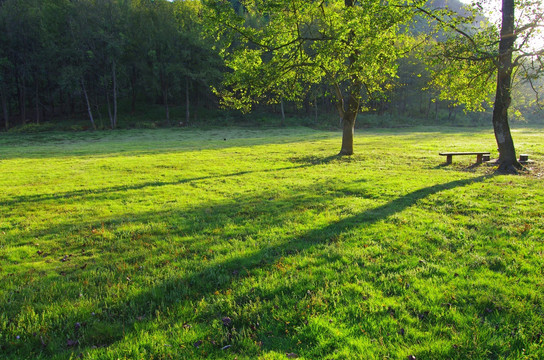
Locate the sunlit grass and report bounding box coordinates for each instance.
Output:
[1,125,543,359]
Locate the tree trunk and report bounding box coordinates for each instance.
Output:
[59,89,64,115]
[70,93,75,115]
[95,102,104,129]
[17,76,26,125]
[1,83,9,131]
[304,96,310,115]
[107,92,114,129]
[130,66,137,114]
[448,104,454,122]
[35,82,40,124]
[314,94,318,123]
[185,77,190,126]
[112,60,118,129]
[339,111,356,155]
[492,0,520,173]
[20,85,26,125]
[160,71,170,124]
[81,79,96,130]
[280,97,285,126]
[48,80,54,120]
[164,87,169,123]
[338,82,361,155]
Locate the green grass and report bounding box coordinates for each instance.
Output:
[1,125,543,359]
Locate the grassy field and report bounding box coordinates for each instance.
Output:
[1,125,543,359]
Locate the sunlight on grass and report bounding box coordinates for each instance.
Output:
[0,126,543,359]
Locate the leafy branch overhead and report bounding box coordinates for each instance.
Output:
[208,0,421,107]
[419,0,544,109]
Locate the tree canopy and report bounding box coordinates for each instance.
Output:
[207,0,423,154]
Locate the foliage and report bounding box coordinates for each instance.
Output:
[207,0,420,113]
[419,0,544,112]
[1,0,542,132]
[1,126,544,359]
[0,0,223,129]
[424,41,497,112]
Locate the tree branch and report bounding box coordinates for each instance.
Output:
[514,48,544,66]
[520,62,543,110]
[415,6,480,50]
[515,13,544,35]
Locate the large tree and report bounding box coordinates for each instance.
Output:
[207,0,420,155]
[420,0,544,173]
[492,0,518,173]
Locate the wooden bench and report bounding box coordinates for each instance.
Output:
[439,152,491,164]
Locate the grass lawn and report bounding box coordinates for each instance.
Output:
[1,125,543,359]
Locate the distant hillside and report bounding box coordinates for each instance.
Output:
[429,0,469,14]
[427,0,488,23]
[411,0,487,38]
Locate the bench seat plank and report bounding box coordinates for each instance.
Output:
[439,151,491,164]
[439,152,490,155]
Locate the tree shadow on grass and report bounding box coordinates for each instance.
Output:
[0,155,344,208]
[0,175,492,358]
[432,162,491,170]
[0,128,338,161]
[288,154,344,165]
[0,162,336,208]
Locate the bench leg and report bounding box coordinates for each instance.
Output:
[446,155,452,164]
[476,154,483,164]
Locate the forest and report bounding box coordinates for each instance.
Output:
[0,0,222,130]
[0,0,542,133]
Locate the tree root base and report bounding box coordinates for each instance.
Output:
[495,161,524,175]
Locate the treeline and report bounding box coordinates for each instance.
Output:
[0,0,540,132]
[0,0,222,130]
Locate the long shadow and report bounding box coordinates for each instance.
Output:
[0,161,339,207]
[0,128,338,161]
[0,175,491,358]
